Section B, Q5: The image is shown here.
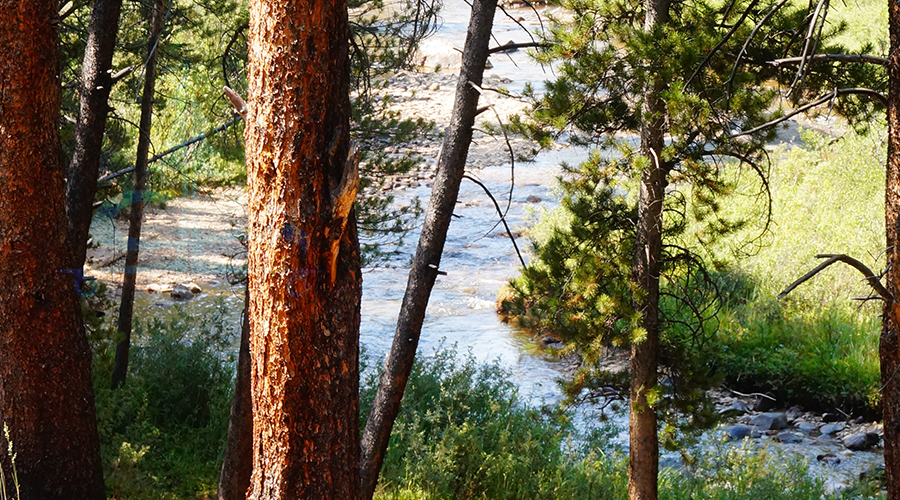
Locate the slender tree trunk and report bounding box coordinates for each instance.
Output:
[217,284,253,500]
[0,2,105,497]
[628,1,669,499]
[66,0,125,268]
[111,0,165,390]
[244,0,361,495]
[358,1,498,497]
[882,2,900,497]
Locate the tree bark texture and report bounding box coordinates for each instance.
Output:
[358,0,498,497]
[217,285,253,500]
[882,2,900,497]
[245,0,361,495]
[628,1,669,499]
[0,2,106,498]
[112,0,165,390]
[65,0,124,268]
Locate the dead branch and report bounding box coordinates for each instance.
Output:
[222,22,249,89]
[729,87,888,138]
[769,53,889,67]
[487,41,548,54]
[223,86,248,118]
[462,174,526,268]
[778,253,891,301]
[97,117,240,183]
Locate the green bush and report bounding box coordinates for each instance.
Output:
[92,301,235,499]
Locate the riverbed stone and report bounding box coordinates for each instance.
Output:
[526,195,542,203]
[817,453,842,466]
[724,424,758,441]
[820,423,845,435]
[171,284,194,301]
[183,282,203,294]
[753,397,777,412]
[843,432,880,451]
[719,400,750,418]
[148,283,175,293]
[749,412,788,430]
[796,421,818,433]
[822,412,843,423]
[774,431,803,444]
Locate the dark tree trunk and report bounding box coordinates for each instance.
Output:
[111,0,165,390]
[217,284,253,500]
[882,1,900,497]
[0,2,106,498]
[66,0,124,268]
[628,1,669,499]
[358,1,498,497]
[244,0,361,495]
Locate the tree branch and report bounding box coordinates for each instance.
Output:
[769,53,888,67]
[729,87,888,138]
[778,253,891,301]
[487,41,548,54]
[97,117,240,183]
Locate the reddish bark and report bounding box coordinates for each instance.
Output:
[882,0,900,497]
[217,285,253,500]
[244,0,361,496]
[0,2,105,498]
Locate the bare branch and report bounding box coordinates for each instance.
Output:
[222,22,249,89]
[769,53,888,67]
[97,117,240,183]
[487,41,548,55]
[224,86,248,118]
[730,87,888,138]
[462,174,527,269]
[778,253,891,301]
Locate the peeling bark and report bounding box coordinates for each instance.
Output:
[245,0,361,495]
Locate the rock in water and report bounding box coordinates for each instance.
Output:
[749,412,788,431]
[171,284,194,301]
[819,423,845,436]
[774,432,802,444]
[843,432,880,451]
[724,424,755,441]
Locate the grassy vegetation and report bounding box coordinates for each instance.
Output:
[704,124,885,413]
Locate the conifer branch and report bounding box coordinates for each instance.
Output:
[769,53,888,67]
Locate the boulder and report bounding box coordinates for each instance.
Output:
[171,284,194,301]
[724,424,757,441]
[147,283,175,293]
[719,400,750,418]
[182,282,203,294]
[753,396,777,412]
[843,432,880,451]
[819,423,845,435]
[774,432,802,444]
[822,412,843,423]
[749,412,788,431]
[526,195,542,203]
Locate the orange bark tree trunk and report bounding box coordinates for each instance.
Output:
[244,0,361,495]
[0,1,106,498]
[883,1,900,497]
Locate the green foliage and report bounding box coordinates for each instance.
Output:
[92,301,235,499]
[367,348,878,500]
[704,125,885,413]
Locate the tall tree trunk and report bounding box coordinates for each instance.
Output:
[217,284,253,500]
[244,0,361,495]
[358,1,497,497]
[66,0,125,268]
[0,2,105,498]
[882,1,900,497]
[628,1,669,499]
[111,0,165,390]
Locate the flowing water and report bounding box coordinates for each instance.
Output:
[115,0,885,492]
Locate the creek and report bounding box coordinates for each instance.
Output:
[115,0,885,493]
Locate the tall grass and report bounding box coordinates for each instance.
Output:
[707,124,885,412]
